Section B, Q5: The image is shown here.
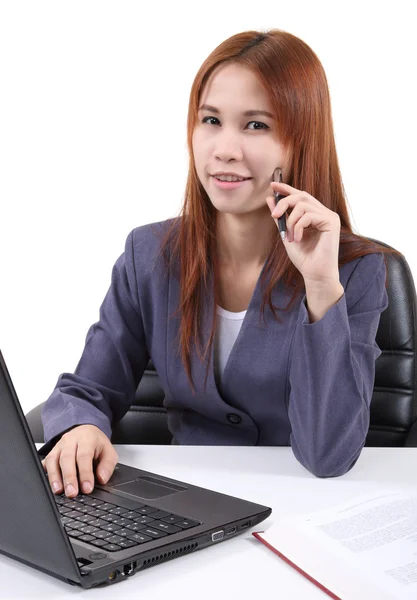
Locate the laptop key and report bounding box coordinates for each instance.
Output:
[132,515,155,525]
[147,510,171,519]
[93,530,112,539]
[126,523,147,532]
[176,519,200,529]
[101,513,119,523]
[77,514,95,523]
[61,497,78,505]
[58,506,71,515]
[89,539,109,548]
[117,539,138,549]
[108,506,128,515]
[67,529,84,538]
[112,528,132,537]
[141,528,168,539]
[74,505,89,514]
[152,521,182,534]
[96,502,116,511]
[68,520,85,530]
[134,506,156,515]
[102,523,121,532]
[65,510,83,519]
[79,526,99,535]
[79,534,96,542]
[126,533,153,544]
[106,535,125,545]
[81,505,100,515]
[89,509,107,518]
[161,515,184,524]
[82,497,104,507]
[113,518,132,528]
[103,544,122,552]
[123,511,138,520]
[88,519,108,528]
[88,499,105,507]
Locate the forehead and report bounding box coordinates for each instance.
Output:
[200,63,271,110]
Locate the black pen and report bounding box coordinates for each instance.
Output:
[272,167,286,242]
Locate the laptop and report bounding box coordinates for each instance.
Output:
[0,350,271,588]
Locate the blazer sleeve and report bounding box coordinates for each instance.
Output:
[287,252,388,477]
[41,229,150,447]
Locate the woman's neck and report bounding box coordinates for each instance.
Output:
[215,210,276,269]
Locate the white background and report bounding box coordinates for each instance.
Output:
[0,0,415,415]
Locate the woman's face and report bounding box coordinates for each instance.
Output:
[192,63,288,217]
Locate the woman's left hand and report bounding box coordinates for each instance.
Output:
[266,181,341,285]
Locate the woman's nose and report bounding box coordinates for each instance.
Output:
[214,137,243,162]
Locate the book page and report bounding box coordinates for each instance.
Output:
[307,491,417,598]
[260,490,417,600]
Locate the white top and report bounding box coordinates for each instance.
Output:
[214,305,247,386]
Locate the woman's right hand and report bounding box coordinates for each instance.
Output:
[41,424,119,498]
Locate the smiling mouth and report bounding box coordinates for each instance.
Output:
[211,175,253,181]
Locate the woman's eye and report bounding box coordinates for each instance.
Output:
[247,121,268,130]
[201,116,268,130]
[202,116,220,126]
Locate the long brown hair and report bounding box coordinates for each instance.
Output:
[159,29,402,390]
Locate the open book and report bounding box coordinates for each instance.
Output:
[253,490,417,600]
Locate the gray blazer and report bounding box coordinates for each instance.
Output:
[41,219,388,477]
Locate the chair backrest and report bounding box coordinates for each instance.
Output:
[366,238,417,445]
[110,361,171,444]
[113,238,417,446]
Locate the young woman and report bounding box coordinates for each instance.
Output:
[41,29,401,498]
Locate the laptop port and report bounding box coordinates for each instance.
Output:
[225,526,237,535]
[123,562,136,576]
[108,570,119,582]
[211,530,224,542]
[240,521,250,529]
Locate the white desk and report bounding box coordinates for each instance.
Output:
[1,446,417,599]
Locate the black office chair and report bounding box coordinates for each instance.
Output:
[25,238,417,447]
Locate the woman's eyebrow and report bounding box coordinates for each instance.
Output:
[198,103,273,119]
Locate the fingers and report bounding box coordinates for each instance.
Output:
[271,195,310,219]
[284,203,308,242]
[270,181,300,195]
[267,195,305,242]
[41,457,63,494]
[42,424,117,498]
[268,190,324,241]
[59,443,79,497]
[293,213,314,242]
[95,445,119,486]
[43,441,78,497]
[269,185,317,217]
[76,445,96,494]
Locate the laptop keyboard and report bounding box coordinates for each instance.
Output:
[54,493,201,552]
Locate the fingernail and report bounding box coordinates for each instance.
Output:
[52,481,60,493]
[99,469,110,483]
[82,481,93,493]
[65,483,75,496]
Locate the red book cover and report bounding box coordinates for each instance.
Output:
[253,531,341,600]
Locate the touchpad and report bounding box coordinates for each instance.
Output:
[113,476,186,500]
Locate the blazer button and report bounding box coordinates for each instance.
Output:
[227,413,242,425]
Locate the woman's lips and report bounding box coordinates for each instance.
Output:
[211,175,252,190]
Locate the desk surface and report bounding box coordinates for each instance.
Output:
[1,446,417,599]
